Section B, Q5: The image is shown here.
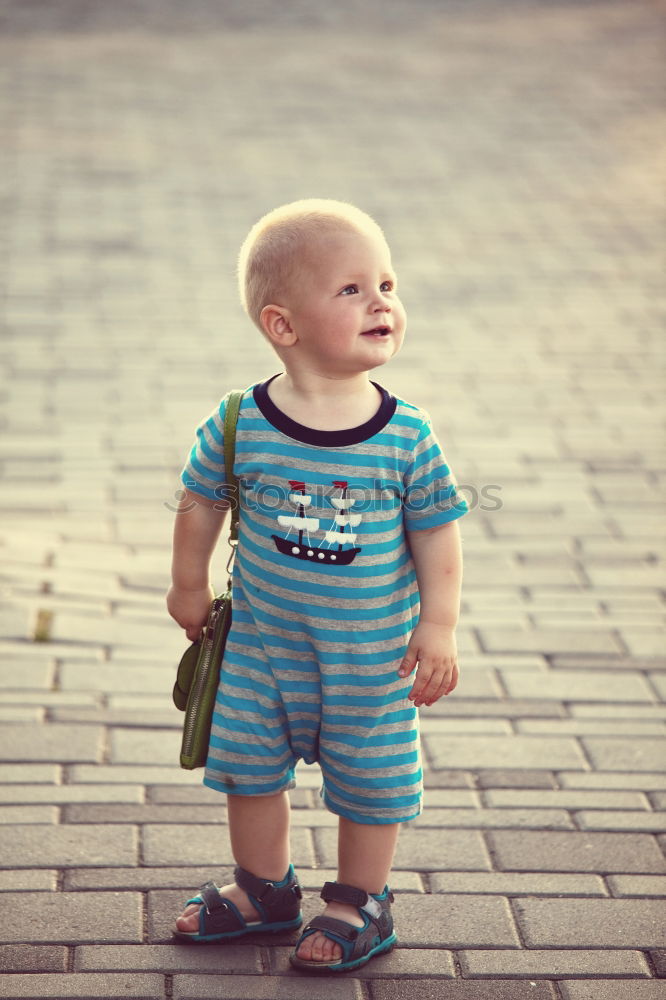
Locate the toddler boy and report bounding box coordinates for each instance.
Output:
[167,199,467,971]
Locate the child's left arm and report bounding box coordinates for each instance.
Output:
[399,519,463,707]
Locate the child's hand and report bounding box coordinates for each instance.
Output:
[167,584,215,642]
[398,622,459,707]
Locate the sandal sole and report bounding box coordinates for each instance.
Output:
[174,914,302,944]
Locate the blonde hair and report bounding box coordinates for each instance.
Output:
[238,199,386,330]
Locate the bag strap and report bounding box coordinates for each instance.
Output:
[223,390,244,544]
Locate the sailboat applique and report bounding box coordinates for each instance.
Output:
[271,480,362,565]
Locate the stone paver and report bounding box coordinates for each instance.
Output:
[0,725,103,763]
[67,765,208,785]
[425,735,587,770]
[516,720,665,736]
[500,670,656,703]
[60,663,179,695]
[315,826,492,871]
[387,895,521,948]
[559,983,666,1000]
[514,898,666,948]
[430,872,607,896]
[459,949,650,979]
[63,804,228,824]
[0,805,56,824]
[0,975,164,999]
[476,769,559,789]
[0,870,57,892]
[0,765,60,784]
[0,825,138,869]
[142,825,314,868]
[0,893,142,944]
[479,629,624,656]
[607,876,666,897]
[483,789,649,810]
[416,807,575,829]
[0,945,67,972]
[0,0,663,994]
[0,785,145,804]
[582,739,666,772]
[367,984,559,999]
[575,811,666,833]
[559,772,666,791]
[74,944,262,973]
[174,978,365,999]
[487,831,666,873]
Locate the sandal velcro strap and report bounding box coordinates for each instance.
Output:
[320,881,369,908]
[199,882,228,913]
[235,866,278,900]
[305,914,360,943]
[234,865,302,904]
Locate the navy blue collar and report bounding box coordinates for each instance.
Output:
[253,374,397,447]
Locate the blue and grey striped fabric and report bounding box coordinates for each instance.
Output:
[181,376,468,824]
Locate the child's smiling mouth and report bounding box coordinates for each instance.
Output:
[361,326,391,337]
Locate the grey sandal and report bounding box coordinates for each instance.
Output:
[290,881,396,972]
[173,864,302,942]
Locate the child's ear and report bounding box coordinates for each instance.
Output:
[260,305,297,348]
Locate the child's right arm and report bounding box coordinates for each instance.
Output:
[167,488,229,641]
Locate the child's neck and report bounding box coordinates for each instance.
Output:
[267,370,382,431]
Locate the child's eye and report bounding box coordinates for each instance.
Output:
[340,285,359,296]
[380,280,394,292]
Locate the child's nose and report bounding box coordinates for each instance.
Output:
[371,294,391,312]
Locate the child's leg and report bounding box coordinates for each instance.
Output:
[176,789,291,932]
[338,816,400,892]
[228,789,291,877]
[294,817,399,963]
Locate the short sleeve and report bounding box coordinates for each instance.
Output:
[402,411,468,531]
[180,394,232,503]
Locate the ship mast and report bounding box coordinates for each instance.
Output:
[332,480,349,551]
[289,480,307,547]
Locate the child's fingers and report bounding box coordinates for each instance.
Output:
[431,660,458,701]
[409,663,441,705]
[410,659,457,706]
[398,645,419,678]
[444,661,460,696]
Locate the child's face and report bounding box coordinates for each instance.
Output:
[277,226,406,377]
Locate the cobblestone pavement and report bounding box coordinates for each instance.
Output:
[0,0,664,997]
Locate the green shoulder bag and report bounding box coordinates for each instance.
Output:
[172,389,243,770]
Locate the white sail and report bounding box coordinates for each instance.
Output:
[289,493,312,506]
[324,529,357,545]
[335,513,362,527]
[278,515,319,530]
[330,497,356,510]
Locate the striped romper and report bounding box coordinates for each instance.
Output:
[182,376,468,825]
